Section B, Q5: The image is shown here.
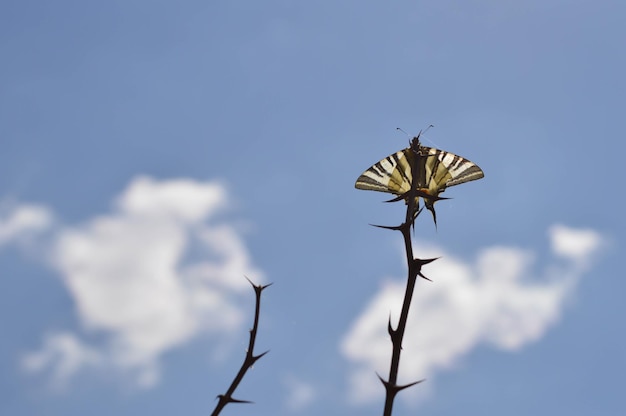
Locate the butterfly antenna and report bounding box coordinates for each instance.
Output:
[420,124,440,148]
[396,127,410,137]
[396,127,412,146]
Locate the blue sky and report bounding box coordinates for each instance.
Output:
[1,1,623,415]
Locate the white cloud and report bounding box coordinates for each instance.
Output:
[0,203,52,246]
[23,176,263,388]
[282,374,317,412]
[115,176,226,222]
[341,225,603,405]
[549,224,603,266]
[21,332,102,389]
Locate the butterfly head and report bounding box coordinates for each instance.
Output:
[410,133,422,152]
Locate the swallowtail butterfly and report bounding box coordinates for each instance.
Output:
[355,134,484,225]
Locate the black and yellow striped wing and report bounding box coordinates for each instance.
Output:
[355,137,484,224]
[419,145,484,194]
[354,148,415,196]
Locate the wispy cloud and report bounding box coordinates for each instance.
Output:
[20,176,263,388]
[341,225,604,405]
[549,224,604,267]
[282,374,317,412]
[0,203,53,246]
[21,332,102,390]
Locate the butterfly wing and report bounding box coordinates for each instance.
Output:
[355,145,484,196]
[421,146,484,196]
[420,146,484,225]
[354,148,414,196]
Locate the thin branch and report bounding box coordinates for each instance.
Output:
[376,145,436,416]
[211,278,272,416]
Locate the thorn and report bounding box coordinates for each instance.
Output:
[424,196,451,228]
[252,350,270,362]
[385,194,406,203]
[244,275,261,291]
[409,206,423,233]
[415,257,439,266]
[228,397,253,404]
[216,394,253,404]
[432,195,450,202]
[376,376,423,394]
[396,379,425,392]
[426,204,438,228]
[418,272,432,282]
[376,373,390,388]
[369,223,402,231]
[387,190,445,204]
[410,257,438,275]
[244,276,273,295]
[387,315,396,336]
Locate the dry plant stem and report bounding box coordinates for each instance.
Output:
[379,160,434,416]
[211,279,271,416]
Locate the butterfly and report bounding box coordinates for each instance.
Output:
[355,134,484,225]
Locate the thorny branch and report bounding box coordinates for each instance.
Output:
[372,148,442,416]
[211,278,271,416]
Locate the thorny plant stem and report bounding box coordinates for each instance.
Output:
[382,222,418,416]
[211,279,270,416]
[381,151,431,416]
